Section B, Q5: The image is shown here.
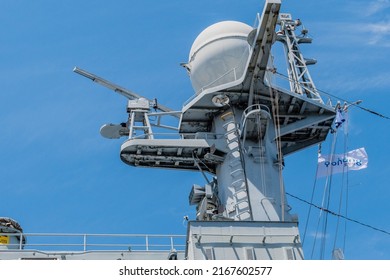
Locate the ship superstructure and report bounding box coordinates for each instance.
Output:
[0,0,335,260]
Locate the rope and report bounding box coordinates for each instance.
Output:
[332,110,350,254]
[301,144,321,246]
[254,112,267,196]
[192,151,211,184]
[267,86,285,221]
[321,133,337,259]
[287,192,390,236]
[311,130,338,259]
[273,71,390,120]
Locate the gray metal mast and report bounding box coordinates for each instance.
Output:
[74,0,335,260]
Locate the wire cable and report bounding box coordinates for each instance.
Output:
[310,130,338,259]
[302,144,321,246]
[273,71,390,120]
[287,192,390,236]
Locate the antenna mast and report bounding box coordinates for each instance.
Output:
[75,0,336,260]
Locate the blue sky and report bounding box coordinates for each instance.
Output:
[1,0,389,260]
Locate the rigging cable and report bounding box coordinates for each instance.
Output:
[321,129,338,259]
[310,128,338,259]
[257,110,268,198]
[268,86,286,221]
[287,192,390,236]
[301,144,321,246]
[332,109,350,255]
[272,71,390,120]
[247,103,268,198]
[192,151,211,184]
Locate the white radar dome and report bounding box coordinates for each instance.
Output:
[187,21,253,94]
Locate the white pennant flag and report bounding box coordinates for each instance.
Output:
[317,147,368,178]
[335,108,346,128]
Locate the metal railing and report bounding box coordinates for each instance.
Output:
[2,233,186,252]
[128,132,225,141]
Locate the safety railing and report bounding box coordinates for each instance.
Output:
[1,233,186,252]
[129,132,225,141]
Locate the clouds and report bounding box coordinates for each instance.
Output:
[298,1,390,94]
[363,20,390,46]
[360,0,390,46]
[365,0,390,17]
[313,1,390,47]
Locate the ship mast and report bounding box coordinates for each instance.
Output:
[75,0,335,260]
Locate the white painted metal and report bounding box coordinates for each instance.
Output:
[100,124,129,139]
[188,21,252,94]
[276,14,324,103]
[186,221,303,260]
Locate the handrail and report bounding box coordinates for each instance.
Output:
[128,132,225,140]
[1,233,186,252]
